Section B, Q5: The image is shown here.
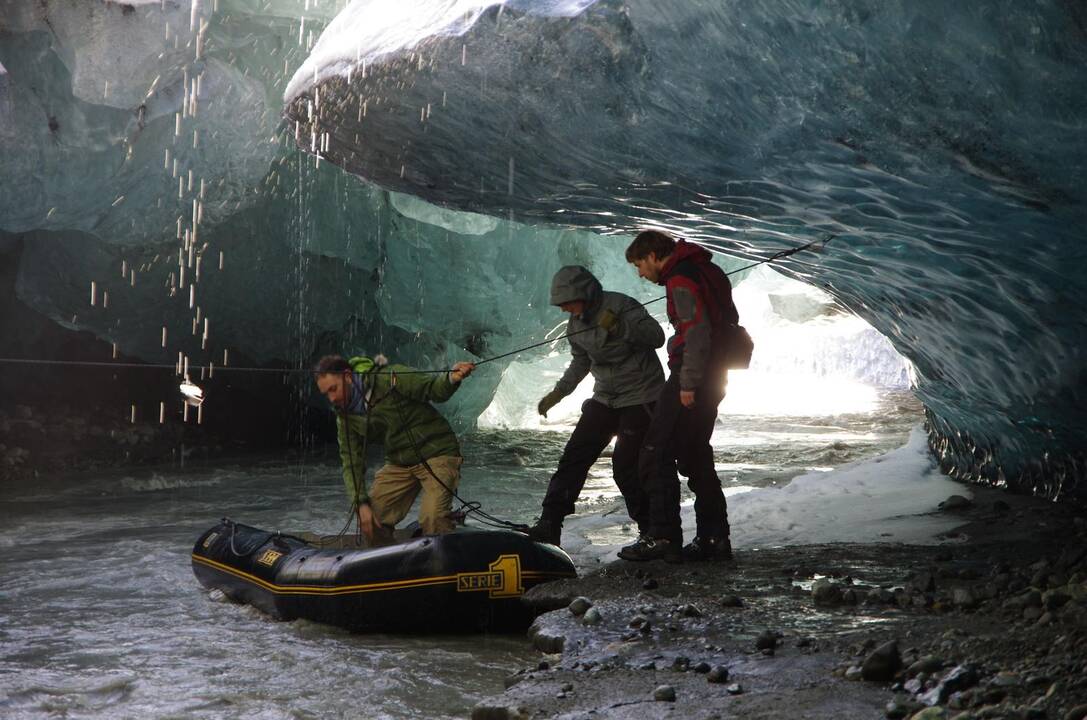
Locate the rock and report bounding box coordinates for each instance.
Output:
[671,656,690,672]
[1063,704,1087,720]
[908,708,947,720]
[952,588,977,608]
[991,671,1020,687]
[726,683,744,695]
[653,685,676,702]
[938,495,972,512]
[907,656,945,677]
[862,640,902,682]
[886,696,923,719]
[755,630,778,651]
[719,594,743,608]
[642,578,659,590]
[921,665,979,706]
[707,665,729,684]
[812,577,844,605]
[581,607,602,626]
[529,623,565,654]
[471,704,528,720]
[693,661,711,674]
[845,665,864,681]
[679,603,702,618]
[568,596,593,616]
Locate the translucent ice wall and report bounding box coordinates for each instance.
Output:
[284,0,1087,498]
[0,0,645,428]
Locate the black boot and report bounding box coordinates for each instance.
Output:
[617,536,682,563]
[681,535,733,561]
[526,516,562,546]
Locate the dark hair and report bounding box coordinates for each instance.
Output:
[625,230,676,262]
[314,354,351,375]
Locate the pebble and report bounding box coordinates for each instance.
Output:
[693,661,711,674]
[582,607,602,626]
[643,579,659,590]
[719,594,743,608]
[862,640,901,682]
[653,685,676,702]
[707,665,729,684]
[726,683,743,695]
[679,603,702,618]
[755,630,778,651]
[568,597,593,616]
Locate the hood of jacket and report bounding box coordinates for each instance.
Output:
[659,240,713,284]
[549,265,602,309]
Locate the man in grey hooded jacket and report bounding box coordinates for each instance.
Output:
[527,265,675,547]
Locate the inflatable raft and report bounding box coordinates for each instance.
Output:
[191,519,577,633]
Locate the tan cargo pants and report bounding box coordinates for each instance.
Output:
[369,455,462,540]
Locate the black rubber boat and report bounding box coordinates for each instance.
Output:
[191,519,577,633]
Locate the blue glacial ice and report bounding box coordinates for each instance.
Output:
[283,0,1087,497]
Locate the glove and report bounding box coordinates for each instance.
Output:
[537,390,564,417]
[597,308,619,334]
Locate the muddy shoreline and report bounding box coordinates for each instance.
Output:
[475,488,1087,720]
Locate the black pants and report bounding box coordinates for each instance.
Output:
[541,399,656,530]
[640,371,730,543]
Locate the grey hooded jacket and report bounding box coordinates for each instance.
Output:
[549,266,665,408]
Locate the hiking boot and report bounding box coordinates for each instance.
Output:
[682,535,733,562]
[617,536,682,563]
[526,517,562,546]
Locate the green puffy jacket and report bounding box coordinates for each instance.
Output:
[337,356,462,503]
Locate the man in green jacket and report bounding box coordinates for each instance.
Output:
[314,354,476,545]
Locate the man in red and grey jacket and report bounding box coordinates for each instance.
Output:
[618,230,736,563]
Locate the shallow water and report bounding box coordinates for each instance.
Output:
[0,389,920,719]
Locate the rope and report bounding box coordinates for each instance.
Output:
[0,234,833,377]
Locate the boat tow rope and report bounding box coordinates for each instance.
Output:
[0,234,834,377]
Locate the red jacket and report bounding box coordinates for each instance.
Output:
[658,240,738,389]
